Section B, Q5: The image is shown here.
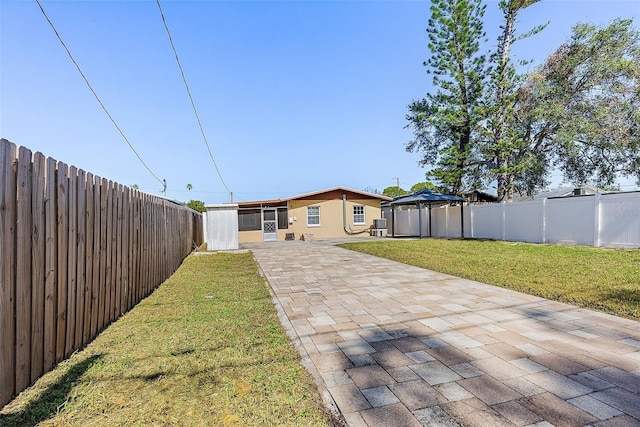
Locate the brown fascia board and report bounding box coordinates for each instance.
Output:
[237,186,392,207]
[236,198,287,208]
[283,186,393,202]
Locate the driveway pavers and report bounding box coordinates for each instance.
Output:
[244,240,640,427]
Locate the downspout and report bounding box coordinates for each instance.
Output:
[343,193,370,235]
[343,193,347,233]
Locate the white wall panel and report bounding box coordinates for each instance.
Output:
[432,207,448,237]
[204,204,239,250]
[394,209,412,236]
[408,209,421,237]
[469,204,502,240]
[545,197,595,245]
[504,200,543,243]
[599,193,640,247]
[446,206,463,238]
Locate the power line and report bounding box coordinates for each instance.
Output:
[155,0,231,197]
[35,0,165,187]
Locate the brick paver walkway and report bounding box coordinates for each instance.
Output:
[245,240,640,427]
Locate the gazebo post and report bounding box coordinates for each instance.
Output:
[428,203,433,238]
[460,202,465,238]
[418,202,423,239]
[392,205,396,238]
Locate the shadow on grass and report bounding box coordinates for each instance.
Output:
[606,288,640,304]
[0,354,104,427]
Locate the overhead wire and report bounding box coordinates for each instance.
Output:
[35,0,165,188]
[155,0,231,197]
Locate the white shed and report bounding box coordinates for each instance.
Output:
[203,204,239,251]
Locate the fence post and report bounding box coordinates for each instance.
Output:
[501,201,506,241]
[1,139,17,407]
[75,170,93,348]
[97,178,108,333]
[90,177,101,338]
[31,152,46,383]
[114,184,123,318]
[104,181,114,324]
[593,192,601,247]
[460,203,464,239]
[541,198,547,244]
[55,162,69,364]
[445,205,449,238]
[43,157,57,372]
[75,169,87,350]
[16,146,33,394]
[65,166,78,358]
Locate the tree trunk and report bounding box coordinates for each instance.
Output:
[495,6,517,201]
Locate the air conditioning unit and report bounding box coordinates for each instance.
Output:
[373,218,387,229]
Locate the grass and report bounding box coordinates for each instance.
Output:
[0,253,333,426]
[339,239,640,320]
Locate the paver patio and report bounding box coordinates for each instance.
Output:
[244,240,640,427]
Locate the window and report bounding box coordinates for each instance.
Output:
[238,207,288,231]
[353,205,365,224]
[307,206,320,226]
[238,209,261,231]
[277,207,289,229]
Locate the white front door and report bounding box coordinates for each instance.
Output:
[262,209,278,241]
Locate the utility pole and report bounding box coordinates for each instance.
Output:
[394,177,400,197]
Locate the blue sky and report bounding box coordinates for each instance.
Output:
[1,0,639,203]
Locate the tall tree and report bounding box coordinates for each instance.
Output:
[382,186,409,198]
[482,0,546,201]
[406,0,487,195]
[186,199,206,213]
[516,18,640,189]
[411,181,438,192]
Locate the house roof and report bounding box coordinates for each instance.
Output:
[384,189,466,206]
[461,190,499,203]
[513,185,604,202]
[236,198,286,208]
[535,185,602,199]
[236,186,392,207]
[282,186,392,201]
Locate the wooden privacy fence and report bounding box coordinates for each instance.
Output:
[0,139,203,408]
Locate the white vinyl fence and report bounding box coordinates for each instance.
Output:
[384,191,640,248]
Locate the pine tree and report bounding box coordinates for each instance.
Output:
[406,0,487,195]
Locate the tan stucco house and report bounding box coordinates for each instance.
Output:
[237,186,392,243]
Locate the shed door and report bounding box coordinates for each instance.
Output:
[262,209,278,241]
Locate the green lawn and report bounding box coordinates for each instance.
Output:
[339,239,640,320]
[0,253,332,427]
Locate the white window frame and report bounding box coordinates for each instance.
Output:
[307,206,320,226]
[353,205,365,225]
